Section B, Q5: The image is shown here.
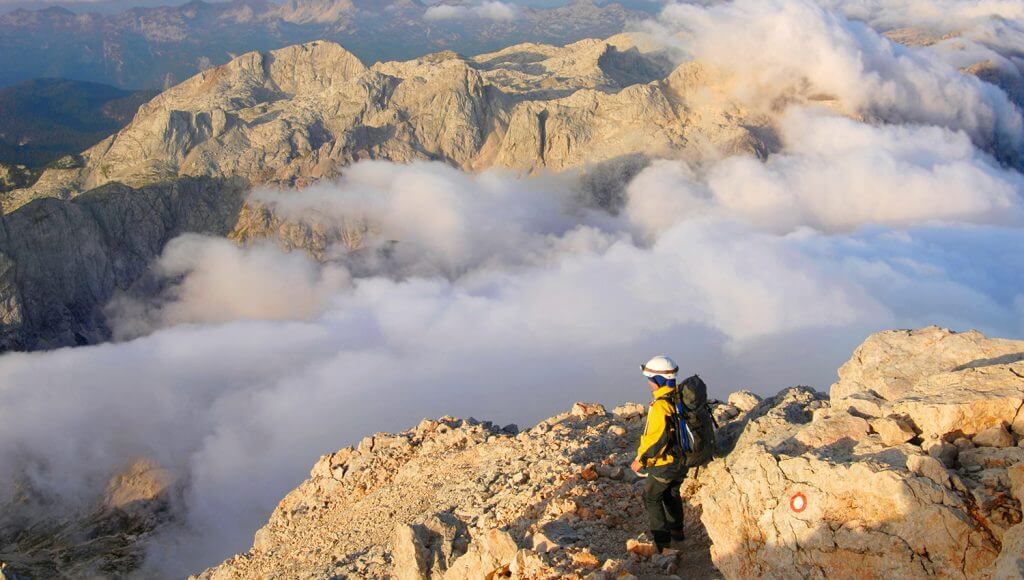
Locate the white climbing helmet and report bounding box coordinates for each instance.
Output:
[641,355,678,379]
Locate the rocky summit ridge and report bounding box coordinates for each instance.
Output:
[1,327,1022,577]
[160,326,1023,580]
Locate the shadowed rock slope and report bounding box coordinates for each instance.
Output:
[0,177,246,351]
[193,327,1024,579]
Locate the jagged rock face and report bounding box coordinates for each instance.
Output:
[699,327,1024,579]
[194,328,1024,580]
[4,35,771,213]
[0,458,179,579]
[832,326,1024,439]
[0,177,246,351]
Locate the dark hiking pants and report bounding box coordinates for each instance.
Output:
[643,475,684,549]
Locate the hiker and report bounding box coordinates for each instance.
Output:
[630,355,688,552]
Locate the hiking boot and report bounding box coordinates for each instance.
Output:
[651,530,672,552]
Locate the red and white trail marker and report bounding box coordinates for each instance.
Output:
[790,492,808,513]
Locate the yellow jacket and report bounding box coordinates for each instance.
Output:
[636,386,684,474]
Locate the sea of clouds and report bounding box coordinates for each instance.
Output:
[0,0,1022,575]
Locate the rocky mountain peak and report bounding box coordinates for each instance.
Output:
[174,327,1023,579]
[2,33,770,213]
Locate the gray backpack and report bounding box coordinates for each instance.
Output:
[674,375,717,467]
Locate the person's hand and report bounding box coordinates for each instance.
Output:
[630,459,642,473]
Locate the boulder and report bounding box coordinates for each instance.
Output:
[698,328,1024,579]
[393,525,432,580]
[727,390,762,413]
[990,523,1024,579]
[958,447,1024,470]
[1008,464,1024,504]
[906,455,950,489]
[530,532,559,554]
[625,539,656,558]
[612,403,645,419]
[973,424,1015,448]
[832,327,1024,401]
[508,549,550,578]
[392,514,471,579]
[443,529,518,580]
[571,402,608,418]
[700,428,998,578]
[793,410,870,448]
[869,416,917,446]
[832,328,1024,442]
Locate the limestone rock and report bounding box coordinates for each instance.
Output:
[727,390,762,413]
[958,447,1024,470]
[572,402,608,418]
[443,529,518,580]
[832,326,1024,401]
[713,404,741,423]
[832,327,1024,442]
[7,36,773,213]
[906,455,951,489]
[794,410,870,448]
[531,531,559,554]
[392,513,469,580]
[926,441,959,468]
[974,424,1016,448]
[869,416,917,446]
[191,327,1023,580]
[1008,464,1024,504]
[990,523,1024,579]
[625,539,656,558]
[612,403,645,419]
[699,328,1024,579]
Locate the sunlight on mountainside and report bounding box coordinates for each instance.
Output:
[0,0,1022,577]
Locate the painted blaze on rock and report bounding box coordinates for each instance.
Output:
[696,327,1023,579]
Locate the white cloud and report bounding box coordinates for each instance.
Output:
[626,108,1024,234]
[650,0,1024,158]
[3,146,1023,573]
[424,1,518,21]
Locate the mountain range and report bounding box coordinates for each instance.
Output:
[2,23,1018,352]
[0,32,775,350]
[0,0,643,90]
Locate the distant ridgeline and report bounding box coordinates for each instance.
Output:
[0,0,645,91]
[0,78,156,171]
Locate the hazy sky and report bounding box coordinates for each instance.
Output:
[0,0,664,13]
